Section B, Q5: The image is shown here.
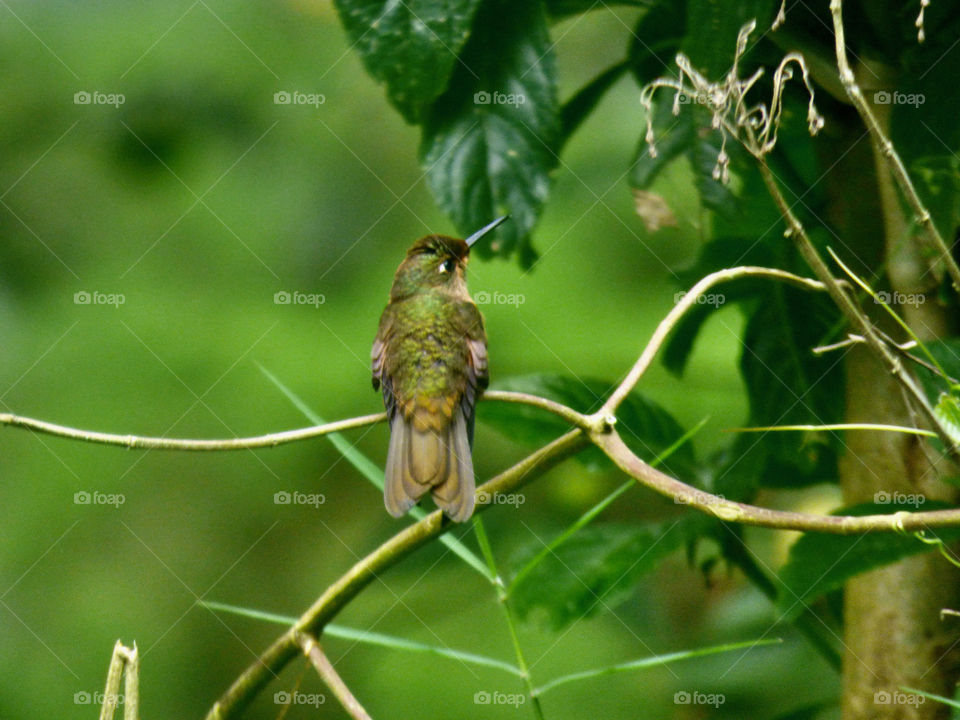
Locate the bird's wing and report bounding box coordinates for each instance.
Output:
[371,304,396,418]
[454,300,488,447]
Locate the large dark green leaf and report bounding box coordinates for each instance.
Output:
[420,0,560,266]
[913,338,960,400]
[911,155,960,250]
[689,129,740,219]
[510,521,686,629]
[682,0,775,77]
[332,0,483,124]
[545,0,648,18]
[481,373,696,478]
[776,502,960,620]
[737,285,844,488]
[630,98,693,190]
[628,0,686,86]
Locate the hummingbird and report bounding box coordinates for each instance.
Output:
[372,217,508,522]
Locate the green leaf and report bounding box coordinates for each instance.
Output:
[776,502,960,620]
[914,338,960,400]
[737,285,844,488]
[535,637,782,695]
[630,105,739,226]
[482,373,696,478]
[200,600,522,676]
[510,521,686,630]
[545,0,648,18]
[509,418,706,593]
[628,0,686,86]
[420,0,560,266]
[909,155,960,245]
[630,98,693,190]
[682,0,775,78]
[332,0,483,124]
[689,128,739,218]
[935,392,960,446]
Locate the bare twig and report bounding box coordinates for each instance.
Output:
[753,156,960,460]
[296,633,373,720]
[830,0,960,293]
[593,429,960,533]
[601,266,828,414]
[0,391,588,451]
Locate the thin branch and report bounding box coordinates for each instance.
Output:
[296,632,373,720]
[0,391,587,452]
[205,430,589,720]
[483,390,590,428]
[829,0,960,294]
[752,155,960,461]
[729,423,937,438]
[601,266,828,414]
[593,429,960,533]
[0,411,386,450]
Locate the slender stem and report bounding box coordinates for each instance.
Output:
[601,267,828,414]
[593,428,960,532]
[0,411,386,450]
[473,517,546,720]
[753,157,960,461]
[296,633,373,720]
[0,392,587,452]
[829,0,960,294]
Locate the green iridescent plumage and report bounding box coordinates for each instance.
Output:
[372,233,491,522]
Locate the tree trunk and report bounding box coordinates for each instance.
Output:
[829,97,960,720]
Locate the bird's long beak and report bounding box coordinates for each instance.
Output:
[465,215,509,248]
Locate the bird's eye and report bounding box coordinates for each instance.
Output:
[438,258,456,274]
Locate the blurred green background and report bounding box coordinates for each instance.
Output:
[0,2,838,717]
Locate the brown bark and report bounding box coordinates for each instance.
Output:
[830,92,960,720]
